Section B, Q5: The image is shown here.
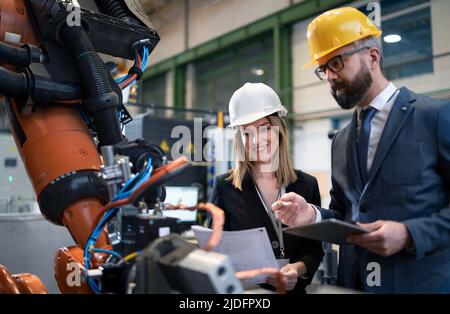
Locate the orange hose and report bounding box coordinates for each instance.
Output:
[166,202,224,251]
[119,53,142,89]
[196,203,224,251]
[130,157,189,198]
[92,156,190,228]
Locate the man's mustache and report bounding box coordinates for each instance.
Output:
[331,81,347,91]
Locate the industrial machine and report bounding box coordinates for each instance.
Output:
[0,0,255,294]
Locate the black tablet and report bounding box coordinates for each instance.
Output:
[283,219,369,244]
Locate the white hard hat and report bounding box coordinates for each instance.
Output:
[228,83,288,127]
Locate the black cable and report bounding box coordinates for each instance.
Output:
[0,42,28,67]
[127,47,144,80]
[60,24,123,147]
[128,65,143,80]
[0,42,43,68]
[96,0,141,25]
[0,64,83,102]
[0,66,30,97]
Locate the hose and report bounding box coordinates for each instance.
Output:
[0,42,27,67]
[96,0,141,25]
[0,65,82,102]
[0,42,43,68]
[60,26,111,96]
[0,66,30,97]
[60,24,123,146]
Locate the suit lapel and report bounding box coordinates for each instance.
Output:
[240,173,277,237]
[346,111,364,195]
[366,87,416,186]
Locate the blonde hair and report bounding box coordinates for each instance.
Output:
[227,115,297,190]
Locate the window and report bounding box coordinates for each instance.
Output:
[195,35,274,112]
[357,0,432,80]
[381,0,428,14]
[141,73,167,107]
[381,0,433,80]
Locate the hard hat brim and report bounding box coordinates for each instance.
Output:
[228,109,287,127]
[303,31,382,69]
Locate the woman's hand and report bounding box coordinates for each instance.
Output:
[266,262,308,291]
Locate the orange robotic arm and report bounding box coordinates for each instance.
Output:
[0,0,160,293]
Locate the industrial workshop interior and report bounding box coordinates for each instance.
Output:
[0,0,450,305]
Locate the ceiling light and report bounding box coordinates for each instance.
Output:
[251,68,265,76]
[383,34,402,43]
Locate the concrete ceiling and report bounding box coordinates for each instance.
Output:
[139,0,172,15]
[138,0,220,29]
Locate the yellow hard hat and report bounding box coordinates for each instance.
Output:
[305,7,382,67]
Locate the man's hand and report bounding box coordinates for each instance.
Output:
[266,262,307,291]
[271,192,316,227]
[346,220,412,257]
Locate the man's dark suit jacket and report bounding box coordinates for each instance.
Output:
[319,87,450,293]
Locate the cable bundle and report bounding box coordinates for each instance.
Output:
[84,157,153,293]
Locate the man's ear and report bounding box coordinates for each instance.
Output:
[369,47,381,70]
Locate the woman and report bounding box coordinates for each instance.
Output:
[209,83,323,293]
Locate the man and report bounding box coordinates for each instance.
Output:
[272,7,450,293]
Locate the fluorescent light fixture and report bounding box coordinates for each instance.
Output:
[383,34,402,43]
[251,68,265,76]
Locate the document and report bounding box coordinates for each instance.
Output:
[191,225,281,286]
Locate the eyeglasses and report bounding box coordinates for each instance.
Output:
[314,46,370,81]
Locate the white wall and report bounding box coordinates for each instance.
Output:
[149,0,293,64]
[0,215,74,293]
[293,119,332,206]
[0,133,35,203]
[147,0,186,64]
[291,17,338,116]
[400,0,450,95]
[188,0,290,48]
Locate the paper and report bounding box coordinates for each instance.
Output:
[277,259,289,268]
[191,225,281,286]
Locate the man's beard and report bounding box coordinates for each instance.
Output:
[331,62,373,110]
